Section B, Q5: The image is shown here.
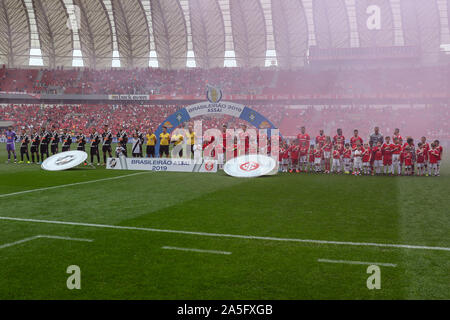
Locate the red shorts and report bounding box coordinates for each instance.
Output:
[383,158,392,166]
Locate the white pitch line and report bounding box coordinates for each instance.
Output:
[318,259,397,267]
[0,216,449,252]
[0,235,41,249]
[0,172,149,198]
[0,234,93,250]
[162,246,231,255]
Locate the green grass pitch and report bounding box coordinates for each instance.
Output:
[0,143,449,299]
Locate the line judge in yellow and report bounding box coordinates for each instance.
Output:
[159,126,170,158]
[146,127,157,158]
[171,130,184,158]
[188,125,196,157]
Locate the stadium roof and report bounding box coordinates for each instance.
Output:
[0,0,449,69]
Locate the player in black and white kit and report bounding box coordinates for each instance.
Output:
[39,126,51,162]
[30,128,40,163]
[117,127,128,157]
[61,128,72,152]
[90,128,101,165]
[134,128,145,157]
[19,128,30,163]
[131,132,142,157]
[102,124,113,165]
[76,131,86,151]
[50,125,59,155]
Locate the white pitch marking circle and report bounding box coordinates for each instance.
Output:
[41,150,88,171]
[224,154,276,178]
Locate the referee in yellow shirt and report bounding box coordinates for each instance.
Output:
[188,125,196,157]
[159,126,170,158]
[171,132,184,157]
[146,128,156,157]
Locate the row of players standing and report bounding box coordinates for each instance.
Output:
[281,126,443,176]
[5,124,145,165]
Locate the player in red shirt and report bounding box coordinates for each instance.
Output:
[297,126,310,149]
[308,145,315,172]
[331,145,341,173]
[288,141,301,173]
[415,142,426,176]
[342,143,352,174]
[322,136,332,173]
[362,143,372,175]
[315,130,326,147]
[420,136,431,175]
[382,136,394,175]
[350,129,363,150]
[403,146,413,176]
[433,140,443,176]
[280,141,290,173]
[239,124,251,155]
[392,138,403,175]
[372,141,383,175]
[428,143,440,176]
[314,144,323,173]
[392,128,403,144]
[333,128,345,153]
[297,126,310,172]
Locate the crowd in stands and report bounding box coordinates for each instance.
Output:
[0,104,448,144]
[1,65,450,97]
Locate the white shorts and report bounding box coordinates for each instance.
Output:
[393,154,400,162]
[314,158,321,165]
[416,163,424,168]
[217,153,224,164]
[363,161,370,167]
[374,160,383,167]
[281,158,288,165]
[332,159,340,168]
[323,151,331,159]
[343,158,351,166]
[300,155,307,163]
[354,159,362,169]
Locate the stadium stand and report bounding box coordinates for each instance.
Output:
[1,103,448,144]
[1,66,449,98]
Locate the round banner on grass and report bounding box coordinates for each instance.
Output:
[41,150,88,171]
[224,154,277,178]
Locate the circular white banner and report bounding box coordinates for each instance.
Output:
[224,154,277,178]
[41,150,88,171]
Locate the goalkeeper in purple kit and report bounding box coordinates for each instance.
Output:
[5,126,17,163]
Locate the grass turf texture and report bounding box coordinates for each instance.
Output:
[0,143,449,299]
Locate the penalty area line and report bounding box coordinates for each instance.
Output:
[0,234,93,250]
[318,259,397,267]
[162,246,232,255]
[0,216,449,252]
[0,172,149,198]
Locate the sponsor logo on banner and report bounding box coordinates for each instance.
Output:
[55,155,76,166]
[186,101,244,118]
[204,161,215,172]
[41,150,88,171]
[109,94,150,101]
[163,121,173,128]
[206,85,223,103]
[106,157,217,173]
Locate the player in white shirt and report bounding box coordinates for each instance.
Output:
[353,145,363,175]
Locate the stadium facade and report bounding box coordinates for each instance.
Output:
[0,0,449,69]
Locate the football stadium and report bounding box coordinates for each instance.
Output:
[0,0,449,305]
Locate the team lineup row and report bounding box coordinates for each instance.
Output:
[280,127,444,177]
[3,124,444,177]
